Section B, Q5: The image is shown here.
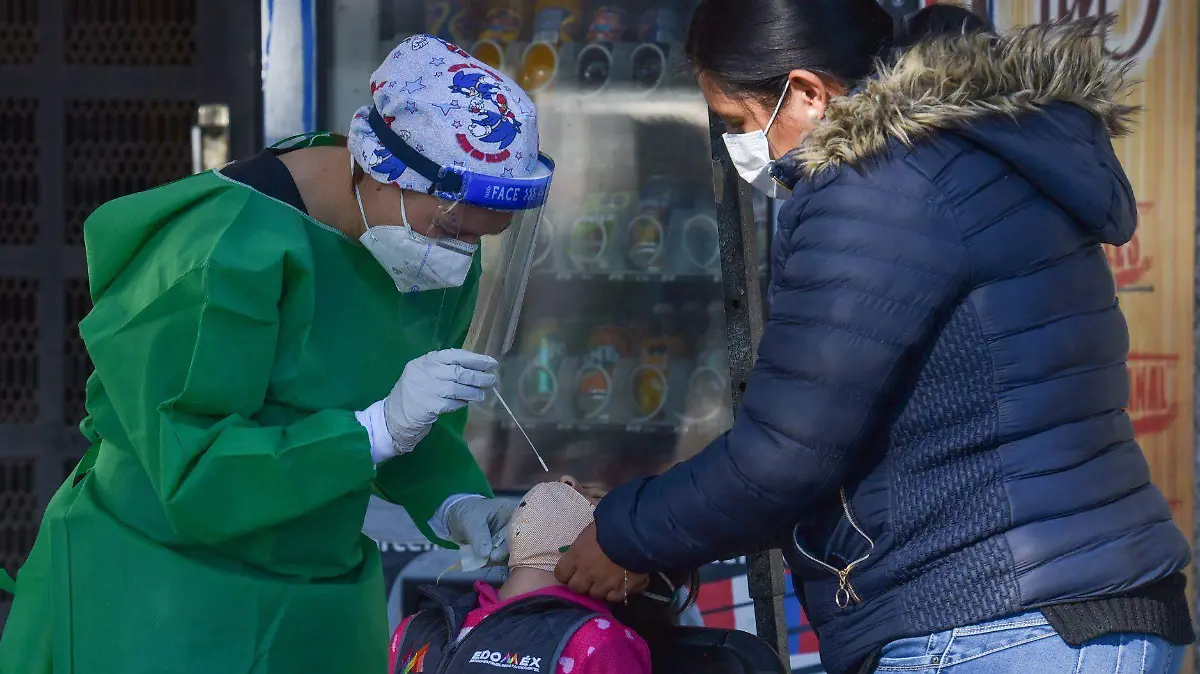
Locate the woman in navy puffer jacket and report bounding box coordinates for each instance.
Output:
[555,3,1194,673]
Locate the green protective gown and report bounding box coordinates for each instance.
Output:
[0,140,492,673]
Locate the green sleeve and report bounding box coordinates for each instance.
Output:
[372,257,492,546]
[372,412,493,546]
[86,260,376,545]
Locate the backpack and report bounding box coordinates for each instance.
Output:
[393,585,604,674]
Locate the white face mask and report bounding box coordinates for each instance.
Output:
[722,81,791,199]
[355,185,478,294]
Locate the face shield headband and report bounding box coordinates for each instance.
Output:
[365,106,554,211]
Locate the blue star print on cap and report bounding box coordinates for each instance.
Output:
[348,34,541,194]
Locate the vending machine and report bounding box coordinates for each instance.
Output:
[324,1,818,671]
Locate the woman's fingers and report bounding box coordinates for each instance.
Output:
[445,382,488,404]
[604,587,627,603]
[555,522,650,602]
[567,574,597,597]
[555,550,579,585]
[557,540,598,596]
[433,349,499,372]
[602,572,650,603]
[584,567,629,601]
[450,367,496,390]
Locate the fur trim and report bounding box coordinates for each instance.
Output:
[795,16,1139,177]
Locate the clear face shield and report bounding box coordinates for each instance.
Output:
[430,158,554,472]
[435,155,554,362]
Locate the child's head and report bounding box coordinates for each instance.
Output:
[506,475,602,574]
[505,476,699,647]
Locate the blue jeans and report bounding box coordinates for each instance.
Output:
[875,610,1184,673]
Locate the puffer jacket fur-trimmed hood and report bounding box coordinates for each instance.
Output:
[792,16,1138,178]
[595,17,1188,674]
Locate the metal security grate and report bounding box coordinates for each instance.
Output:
[64,279,93,426]
[0,279,38,423]
[0,0,38,66]
[0,99,38,245]
[64,99,194,245]
[64,0,197,66]
[0,458,37,593]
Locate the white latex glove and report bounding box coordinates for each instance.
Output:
[383,349,498,456]
[444,496,516,564]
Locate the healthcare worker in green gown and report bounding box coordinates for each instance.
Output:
[0,35,555,674]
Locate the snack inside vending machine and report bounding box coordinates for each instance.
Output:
[326,1,818,671]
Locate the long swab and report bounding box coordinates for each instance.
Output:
[493,387,549,472]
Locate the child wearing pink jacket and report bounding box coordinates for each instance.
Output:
[388,476,697,674]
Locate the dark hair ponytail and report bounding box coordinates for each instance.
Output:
[609,569,701,651]
[686,0,992,102]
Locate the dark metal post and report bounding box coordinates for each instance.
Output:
[708,110,790,661]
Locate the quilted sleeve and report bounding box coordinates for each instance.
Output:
[596,180,970,572]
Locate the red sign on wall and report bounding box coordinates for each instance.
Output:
[1103,202,1154,290]
[1126,353,1178,435]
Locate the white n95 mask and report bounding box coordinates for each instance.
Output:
[723,81,791,199]
[508,481,596,573]
[355,186,478,294]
